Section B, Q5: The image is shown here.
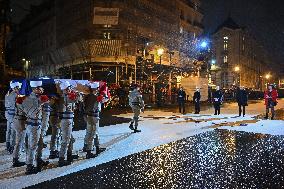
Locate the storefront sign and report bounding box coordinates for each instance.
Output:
[93,7,119,25]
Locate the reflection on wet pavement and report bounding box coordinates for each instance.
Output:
[27,130,284,189]
[254,108,284,120]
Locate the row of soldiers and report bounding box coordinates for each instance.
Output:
[4,80,115,175]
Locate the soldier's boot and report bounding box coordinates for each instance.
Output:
[43,143,48,148]
[6,142,10,152]
[58,157,71,167]
[25,164,39,175]
[67,153,79,163]
[49,150,59,159]
[12,158,26,167]
[264,113,269,119]
[8,146,14,154]
[86,151,97,159]
[129,122,134,130]
[134,126,141,133]
[37,158,49,171]
[96,146,106,155]
[82,144,88,152]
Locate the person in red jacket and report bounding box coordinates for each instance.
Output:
[264,84,278,120]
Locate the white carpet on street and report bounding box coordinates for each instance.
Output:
[0,99,283,189]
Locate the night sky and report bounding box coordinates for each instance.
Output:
[202,0,284,69]
[10,0,42,23]
[10,0,284,70]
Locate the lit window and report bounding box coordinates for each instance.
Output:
[224,56,228,63]
[103,32,111,39]
[224,43,228,50]
[180,27,183,34]
[242,36,245,51]
[223,36,228,50]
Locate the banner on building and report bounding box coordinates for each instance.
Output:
[93,7,119,25]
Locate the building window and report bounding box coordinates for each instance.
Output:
[223,36,228,51]
[104,25,112,28]
[103,32,111,39]
[242,36,245,52]
[180,10,184,20]
[180,26,183,34]
[224,55,228,63]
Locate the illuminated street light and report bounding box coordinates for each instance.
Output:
[211,64,216,70]
[265,74,271,79]
[157,48,164,56]
[211,59,216,65]
[22,58,25,61]
[234,66,240,72]
[200,41,208,48]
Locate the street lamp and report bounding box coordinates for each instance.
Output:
[156,48,164,107]
[265,74,271,87]
[200,41,208,49]
[157,48,164,57]
[22,59,30,78]
[157,48,164,65]
[234,66,240,72]
[234,66,241,86]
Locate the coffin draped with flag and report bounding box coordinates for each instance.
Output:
[18,78,110,100]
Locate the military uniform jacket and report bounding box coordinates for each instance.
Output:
[58,92,78,119]
[129,90,145,109]
[22,92,42,126]
[15,102,26,120]
[5,91,17,116]
[84,93,101,118]
[42,103,52,113]
[49,99,59,117]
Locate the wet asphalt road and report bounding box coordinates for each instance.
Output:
[27,129,284,189]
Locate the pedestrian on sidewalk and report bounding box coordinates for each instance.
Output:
[129,84,144,133]
[264,84,278,120]
[236,86,248,117]
[213,86,223,115]
[193,87,201,114]
[177,86,186,114]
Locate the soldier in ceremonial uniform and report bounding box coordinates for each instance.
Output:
[5,81,21,153]
[57,81,79,167]
[22,80,49,174]
[83,82,107,158]
[12,95,26,167]
[128,84,144,133]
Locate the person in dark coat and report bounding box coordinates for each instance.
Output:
[213,86,223,115]
[117,86,127,107]
[236,86,248,117]
[193,87,201,114]
[177,86,186,114]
